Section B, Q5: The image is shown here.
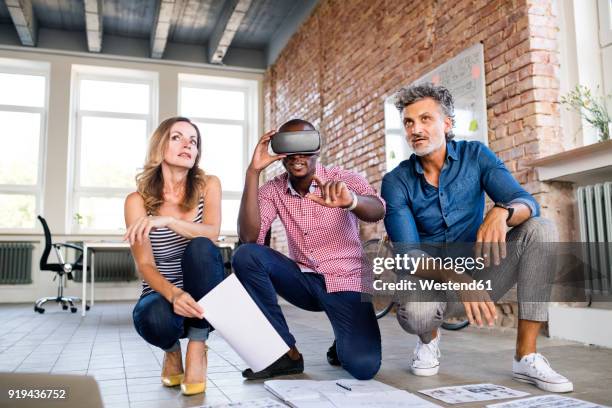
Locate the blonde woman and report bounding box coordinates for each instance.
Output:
[124,117,223,396]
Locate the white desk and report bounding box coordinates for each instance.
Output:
[81,241,131,316]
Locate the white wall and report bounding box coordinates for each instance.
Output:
[549,304,612,348]
[0,46,263,303]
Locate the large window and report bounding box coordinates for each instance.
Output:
[0,59,48,231]
[558,0,612,147]
[179,74,258,235]
[71,66,157,232]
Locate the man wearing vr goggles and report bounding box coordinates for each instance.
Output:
[232,119,386,380]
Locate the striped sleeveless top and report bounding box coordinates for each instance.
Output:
[141,197,204,297]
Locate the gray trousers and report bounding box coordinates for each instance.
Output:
[396,217,558,343]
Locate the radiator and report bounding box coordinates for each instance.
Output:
[73,249,138,283]
[73,246,233,283]
[576,182,612,294]
[0,243,33,284]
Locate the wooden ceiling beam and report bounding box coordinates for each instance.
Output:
[151,0,176,59]
[208,0,252,64]
[5,0,37,46]
[84,0,103,52]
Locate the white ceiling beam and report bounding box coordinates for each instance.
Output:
[151,0,176,59]
[84,0,103,53]
[5,0,37,46]
[208,0,252,64]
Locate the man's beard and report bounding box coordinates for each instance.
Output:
[412,134,446,157]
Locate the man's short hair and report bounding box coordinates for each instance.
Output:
[278,118,316,132]
[392,83,456,141]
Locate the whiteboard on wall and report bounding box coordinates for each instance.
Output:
[384,42,488,172]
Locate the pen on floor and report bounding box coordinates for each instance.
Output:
[336,382,351,391]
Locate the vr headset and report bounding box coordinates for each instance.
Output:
[271,130,321,155]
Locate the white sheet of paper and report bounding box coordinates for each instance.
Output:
[201,397,289,408]
[334,379,398,395]
[285,394,336,408]
[198,274,289,372]
[264,379,395,402]
[264,379,441,408]
[264,379,324,401]
[419,383,529,404]
[324,390,442,408]
[486,395,610,408]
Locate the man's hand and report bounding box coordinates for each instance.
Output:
[248,130,286,173]
[171,288,204,319]
[475,207,509,267]
[440,269,497,327]
[458,287,498,327]
[306,175,354,208]
[124,215,173,244]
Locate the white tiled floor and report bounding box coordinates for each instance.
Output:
[0,301,611,407]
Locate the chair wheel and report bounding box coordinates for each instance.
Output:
[34,306,45,314]
[70,307,77,313]
[62,304,68,310]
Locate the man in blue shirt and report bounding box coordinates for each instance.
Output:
[381,83,572,393]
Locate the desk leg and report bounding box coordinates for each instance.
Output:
[91,252,95,307]
[82,246,88,317]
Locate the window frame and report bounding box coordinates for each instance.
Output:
[598,0,612,47]
[0,59,49,233]
[177,74,259,236]
[557,0,610,147]
[69,66,158,234]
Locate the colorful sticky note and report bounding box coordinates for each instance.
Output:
[471,65,480,79]
[469,119,479,132]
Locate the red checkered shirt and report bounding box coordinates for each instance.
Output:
[256,164,385,293]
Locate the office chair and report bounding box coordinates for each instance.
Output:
[34,215,89,314]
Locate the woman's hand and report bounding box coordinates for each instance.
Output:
[248,130,286,173]
[171,289,204,319]
[124,215,173,244]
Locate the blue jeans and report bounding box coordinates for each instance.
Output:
[132,237,225,352]
[232,243,382,380]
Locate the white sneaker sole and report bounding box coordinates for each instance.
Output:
[513,372,574,393]
[411,364,439,376]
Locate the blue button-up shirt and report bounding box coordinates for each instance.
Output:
[381,140,539,244]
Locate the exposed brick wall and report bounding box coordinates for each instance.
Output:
[263,0,575,254]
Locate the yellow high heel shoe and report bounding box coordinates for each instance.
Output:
[181,344,208,396]
[162,373,184,387]
[161,348,184,387]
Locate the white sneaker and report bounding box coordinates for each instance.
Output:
[410,330,441,376]
[513,353,573,393]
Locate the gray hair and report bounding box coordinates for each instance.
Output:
[392,83,456,141]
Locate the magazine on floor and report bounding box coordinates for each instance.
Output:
[486,395,611,408]
[418,383,530,404]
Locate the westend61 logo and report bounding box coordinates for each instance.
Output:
[372,253,486,275]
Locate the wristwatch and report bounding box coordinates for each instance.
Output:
[494,202,514,222]
[345,191,359,211]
